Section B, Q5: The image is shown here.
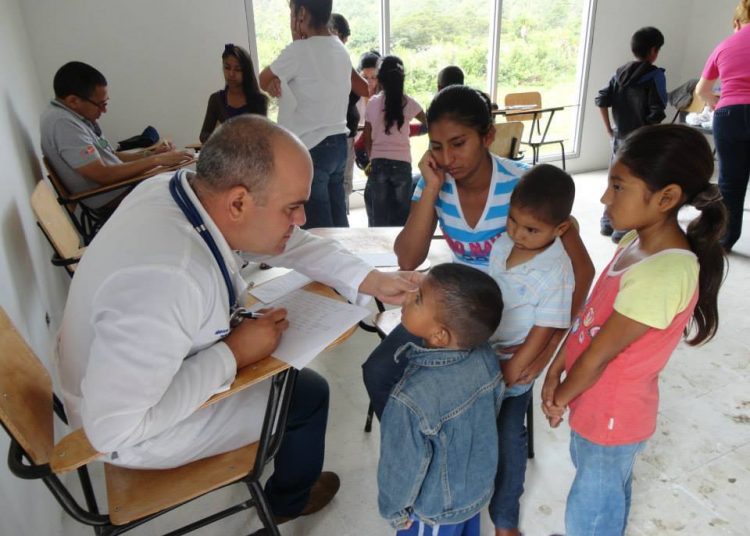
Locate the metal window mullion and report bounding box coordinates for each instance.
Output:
[487,0,503,102]
[244,0,260,77]
[380,0,390,55]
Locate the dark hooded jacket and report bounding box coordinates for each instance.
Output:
[595,60,667,139]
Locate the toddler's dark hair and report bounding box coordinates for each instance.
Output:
[359,50,381,71]
[427,263,503,348]
[329,13,350,39]
[510,164,575,226]
[437,65,464,90]
[631,26,664,59]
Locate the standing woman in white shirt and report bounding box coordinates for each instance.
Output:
[260,0,368,229]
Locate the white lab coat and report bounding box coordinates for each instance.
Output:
[56,170,373,468]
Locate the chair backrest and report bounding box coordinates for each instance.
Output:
[491,121,524,158]
[0,308,55,465]
[42,156,74,205]
[504,91,542,122]
[31,181,83,273]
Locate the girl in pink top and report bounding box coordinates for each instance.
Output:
[542,125,727,536]
[363,56,426,227]
[696,0,750,251]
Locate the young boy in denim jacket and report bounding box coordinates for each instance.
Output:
[378,263,505,536]
[487,164,576,536]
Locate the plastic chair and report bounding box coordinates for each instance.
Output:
[30,181,86,277]
[0,307,297,536]
[504,91,566,169]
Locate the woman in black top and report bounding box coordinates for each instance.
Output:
[199,44,268,143]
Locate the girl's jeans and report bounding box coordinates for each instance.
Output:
[565,431,646,536]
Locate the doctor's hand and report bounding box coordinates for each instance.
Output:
[359,270,423,305]
[224,308,289,369]
[266,76,282,98]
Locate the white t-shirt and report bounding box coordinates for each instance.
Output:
[270,36,352,149]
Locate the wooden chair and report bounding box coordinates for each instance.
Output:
[0,307,297,536]
[504,91,566,169]
[42,157,108,245]
[491,121,525,160]
[30,181,85,277]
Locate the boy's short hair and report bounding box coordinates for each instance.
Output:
[631,27,664,59]
[437,65,465,90]
[510,164,575,226]
[329,13,350,39]
[428,264,503,348]
[53,61,107,99]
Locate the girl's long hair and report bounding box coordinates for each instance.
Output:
[378,56,405,134]
[223,44,269,117]
[616,124,728,345]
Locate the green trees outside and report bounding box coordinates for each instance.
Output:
[253,0,588,153]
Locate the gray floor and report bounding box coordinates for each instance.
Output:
[62,170,750,535]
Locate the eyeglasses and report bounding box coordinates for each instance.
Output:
[79,95,109,110]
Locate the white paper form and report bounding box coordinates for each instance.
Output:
[250,289,370,369]
[249,270,312,303]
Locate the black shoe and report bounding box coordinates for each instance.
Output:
[250,472,341,535]
[600,223,614,236]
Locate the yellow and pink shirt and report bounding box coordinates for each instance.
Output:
[565,232,699,445]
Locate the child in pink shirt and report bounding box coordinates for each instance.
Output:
[363,56,426,227]
[542,125,728,536]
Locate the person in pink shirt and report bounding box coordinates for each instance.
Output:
[363,55,426,227]
[542,125,728,536]
[697,0,750,251]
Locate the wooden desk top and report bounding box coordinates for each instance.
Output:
[65,157,197,203]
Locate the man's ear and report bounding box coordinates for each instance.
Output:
[657,184,684,213]
[227,185,254,221]
[555,219,572,237]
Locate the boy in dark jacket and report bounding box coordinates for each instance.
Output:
[595,26,666,240]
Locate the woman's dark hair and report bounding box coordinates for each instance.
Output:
[223,44,269,117]
[426,85,493,137]
[290,0,332,29]
[616,124,728,345]
[378,56,406,135]
[329,13,350,39]
[53,61,107,99]
[427,263,503,348]
[359,50,381,71]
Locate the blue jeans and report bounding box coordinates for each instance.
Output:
[362,323,422,419]
[264,369,330,517]
[304,134,349,229]
[713,104,750,250]
[396,512,481,536]
[565,431,646,536]
[489,387,532,529]
[365,158,413,227]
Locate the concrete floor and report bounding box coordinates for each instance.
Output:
[62,170,750,535]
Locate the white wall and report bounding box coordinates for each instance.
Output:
[0,0,71,534]
[20,0,254,149]
[571,0,741,173]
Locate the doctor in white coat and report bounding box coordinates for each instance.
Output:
[56,115,419,528]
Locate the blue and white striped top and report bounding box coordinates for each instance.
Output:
[412,155,529,272]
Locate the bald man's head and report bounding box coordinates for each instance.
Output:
[196,115,305,202]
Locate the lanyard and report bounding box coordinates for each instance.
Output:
[169,172,237,311]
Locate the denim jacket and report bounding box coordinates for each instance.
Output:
[378,342,504,529]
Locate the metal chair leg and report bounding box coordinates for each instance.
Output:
[364,402,375,432]
[248,479,281,536]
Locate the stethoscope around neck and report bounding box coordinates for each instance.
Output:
[169,172,248,327]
